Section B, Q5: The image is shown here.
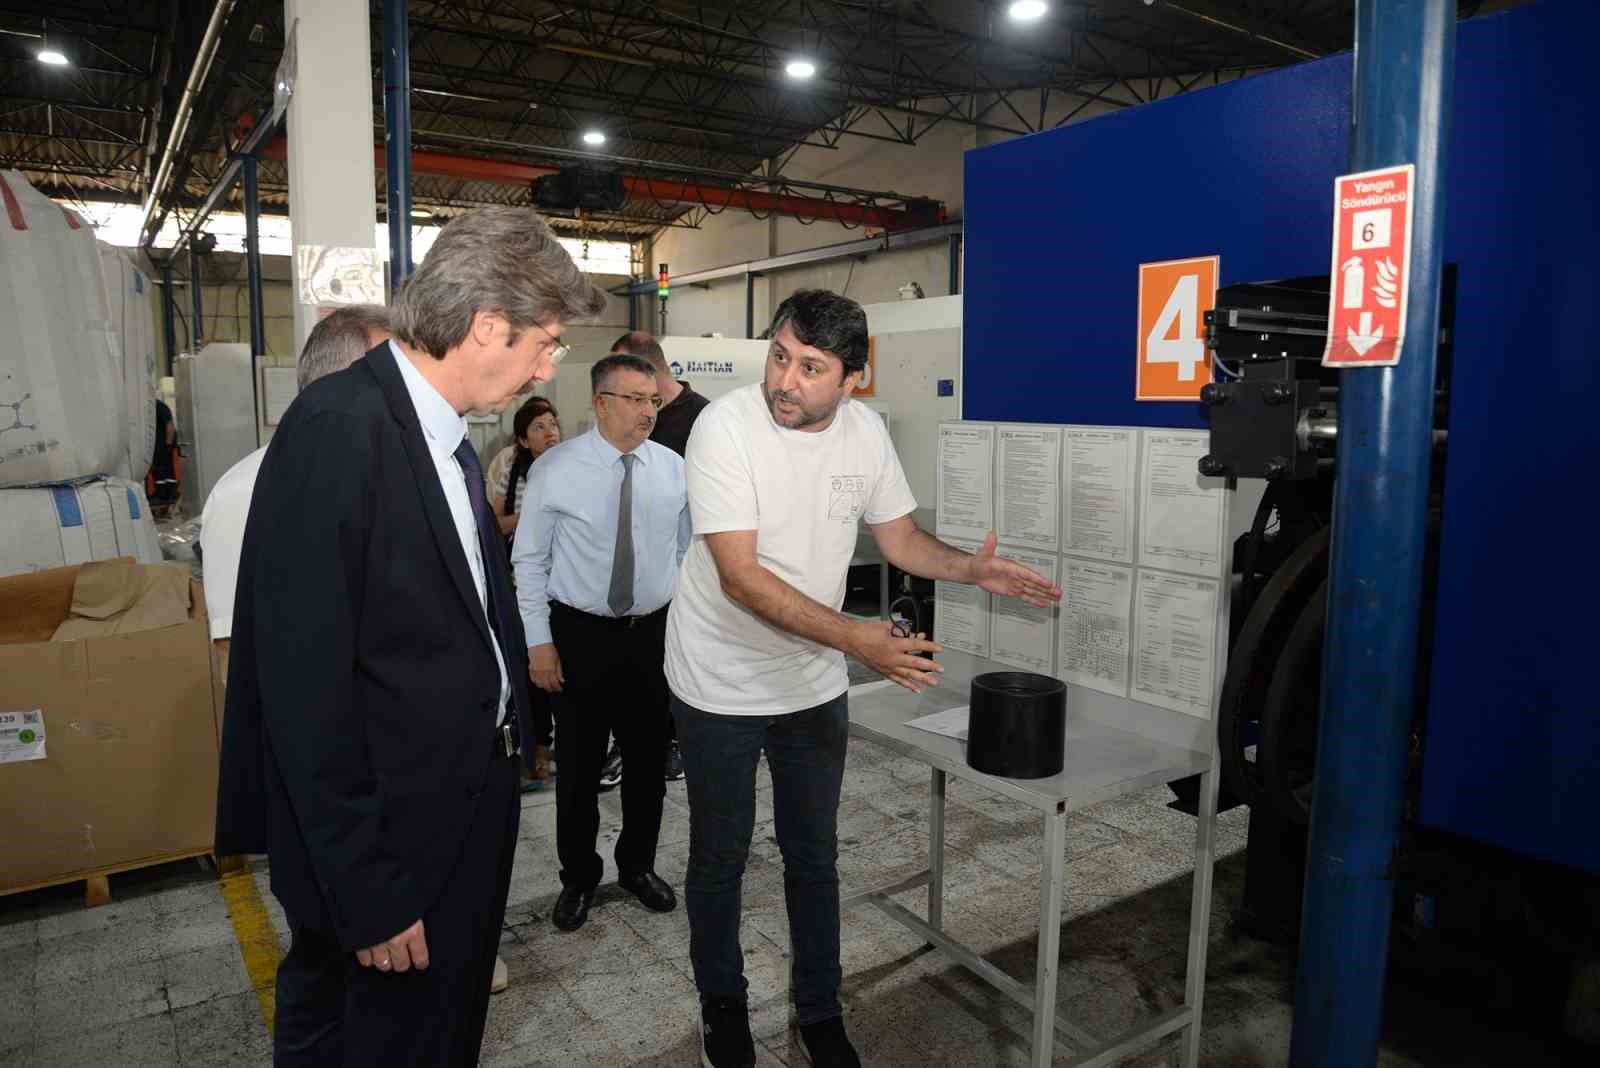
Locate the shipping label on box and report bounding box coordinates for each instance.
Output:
[0,709,47,763]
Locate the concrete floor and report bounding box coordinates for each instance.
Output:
[0,736,1585,1067]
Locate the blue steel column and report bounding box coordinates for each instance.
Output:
[383,0,414,291]
[1290,1,1454,1064]
[161,262,177,375]
[242,154,266,446]
[189,245,204,349]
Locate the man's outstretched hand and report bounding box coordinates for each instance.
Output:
[850,618,944,694]
[970,532,1063,608]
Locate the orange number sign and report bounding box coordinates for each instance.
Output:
[1136,256,1219,402]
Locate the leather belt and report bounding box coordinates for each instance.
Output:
[550,600,668,630]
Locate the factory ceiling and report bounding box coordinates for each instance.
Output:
[0,1,1520,245]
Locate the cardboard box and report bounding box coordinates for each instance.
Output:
[0,560,222,895]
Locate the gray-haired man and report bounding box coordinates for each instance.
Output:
[216,207,604,1066]
[201,303,391,667]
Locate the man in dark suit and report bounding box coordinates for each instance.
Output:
[215,206,605,1067]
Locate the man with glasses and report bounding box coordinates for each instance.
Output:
[215,207,604,1066]
[512,352,691,932]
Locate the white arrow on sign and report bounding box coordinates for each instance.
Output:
[1346,311,1384,356]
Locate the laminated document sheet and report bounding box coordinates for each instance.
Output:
[997,426,1062,552]
[989,548,1058,675]
[934,538,991,658]
[936,423,995,542]
[1132,570,1219,718]
[1057,560,1134,699]
[1138,430,1225,578]
[1063,427,1138,564]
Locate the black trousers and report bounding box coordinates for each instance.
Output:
[550,600,670,890]
[273,736,520,1067]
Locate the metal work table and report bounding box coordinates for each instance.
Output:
[844,652,1219,1067]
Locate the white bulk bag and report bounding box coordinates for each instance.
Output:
[0,170,125,487]
[0,476,162,579]
[98,242,159,484]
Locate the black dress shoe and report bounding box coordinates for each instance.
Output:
[796,1017,861,1067]
[618,870,676,913]
[551,885,593,931]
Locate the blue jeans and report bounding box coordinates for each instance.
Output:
[672,692,849,1026]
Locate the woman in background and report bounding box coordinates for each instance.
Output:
[488,396,562,545]
[486,395,562,789]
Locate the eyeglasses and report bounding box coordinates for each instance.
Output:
[598,391,663,410]
[527,320,571,366]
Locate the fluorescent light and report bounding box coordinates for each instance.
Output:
[1008,1,1048,21]
[410,207,433,220]
[581,130,606,146]
[37,49,69,66]
[785,59,817,80]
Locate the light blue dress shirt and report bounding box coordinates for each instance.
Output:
[512,426,691,648]
[389,341,511,723]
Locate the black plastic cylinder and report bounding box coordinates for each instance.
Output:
[966,672,1066,779]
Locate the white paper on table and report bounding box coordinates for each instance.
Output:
[988,548,1059,675]
[936,423,996,542]
[1063,427,1138,564]
[997,426,1062,552]
[1138,430,1225,578]
[1057,560,1134,699]
[935,538,991,658]
[905,705,970,742]
[1131,569,1220,718]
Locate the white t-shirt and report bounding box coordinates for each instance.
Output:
[665,384,917,716]
[199,445,268,641]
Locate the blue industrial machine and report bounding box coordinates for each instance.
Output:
[962,0,1598,1047]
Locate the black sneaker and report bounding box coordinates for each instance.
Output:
[598,742,622,790]
[796,1016,860,1067]
[700,997,755,1068]
[665,740,685,781]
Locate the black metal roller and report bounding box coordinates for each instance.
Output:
[1217,525,1330,807]
[1259,581,1328,826]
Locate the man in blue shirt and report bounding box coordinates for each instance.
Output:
[512,352,692,931]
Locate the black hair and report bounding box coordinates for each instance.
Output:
[591,353,658,393]
[513,396,559,444]
[766,289,869,376]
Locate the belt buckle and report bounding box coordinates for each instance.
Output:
[501,723,519,758]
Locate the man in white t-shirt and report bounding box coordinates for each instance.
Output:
[665,290,1061,1068]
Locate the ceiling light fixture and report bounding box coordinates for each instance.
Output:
[410,207,433,220]
[581,130,606,146]
[1007,1,1048,21]
[785,58,817,80]
[37,47,68,66]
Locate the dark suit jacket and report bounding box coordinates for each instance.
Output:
[215,343,532,951]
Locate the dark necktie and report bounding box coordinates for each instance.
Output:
[608,454,635,617]
[452,438,515,653]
